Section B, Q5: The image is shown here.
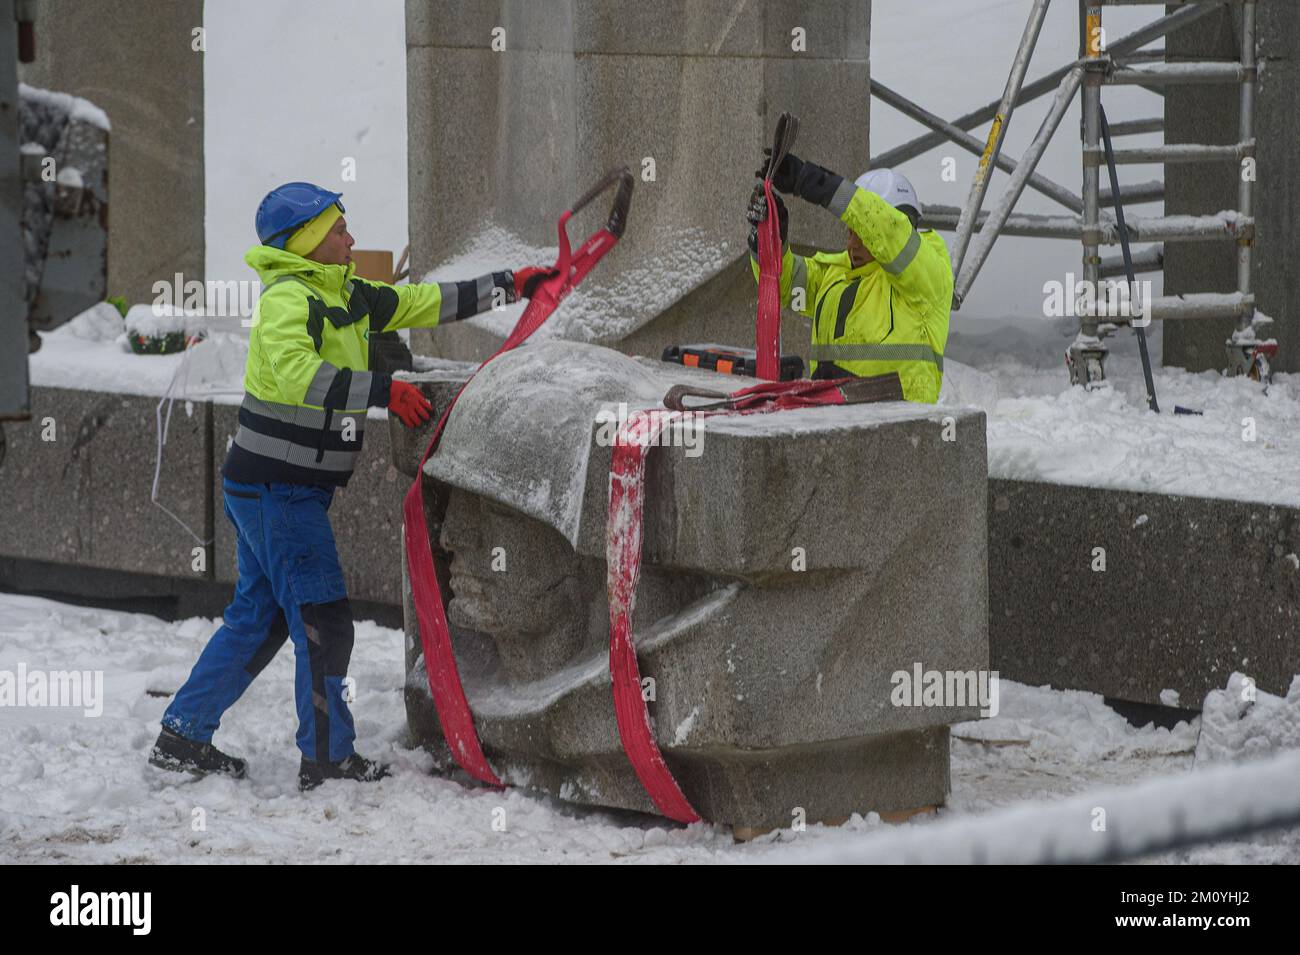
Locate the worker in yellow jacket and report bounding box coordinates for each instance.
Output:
[748,154,953,403]
[152,182,553,790]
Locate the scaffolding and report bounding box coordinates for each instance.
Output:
[872,0,1277,387]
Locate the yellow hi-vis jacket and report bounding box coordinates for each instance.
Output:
[224,244,513,487]
[752,187,953,403]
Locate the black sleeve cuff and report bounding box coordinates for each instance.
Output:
[368,372,393,407]
[795,163,845,209]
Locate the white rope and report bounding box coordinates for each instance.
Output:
[150,344,242,548]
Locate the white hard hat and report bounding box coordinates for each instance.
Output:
[853,168,921,216]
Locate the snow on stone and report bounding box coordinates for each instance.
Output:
[19,81,111,130]
[123,303,205,337]
[54,166,83,189]
[64,301,124,343]
[30,312,249,405]
[423,222,733,344]
[673,706,700,746]
[423,340,726,548]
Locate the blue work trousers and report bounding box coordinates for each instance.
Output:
[163,480,356,763]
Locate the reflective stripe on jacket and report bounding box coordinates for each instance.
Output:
[752,186,953,403]
[223,245,512,486]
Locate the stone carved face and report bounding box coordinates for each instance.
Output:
[439,488,593,684]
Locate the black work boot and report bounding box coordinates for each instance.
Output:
[148,727,248,779]
[298,753,391,791]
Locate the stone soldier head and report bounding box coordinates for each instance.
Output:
[427,341,715,685]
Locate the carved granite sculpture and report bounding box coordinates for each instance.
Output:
[393,341,989,829]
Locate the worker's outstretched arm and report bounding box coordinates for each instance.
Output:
[768,153,952,314]
[745,188,825,317]
[350,272,514,334]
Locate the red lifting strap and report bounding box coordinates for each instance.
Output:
[606,374,874,824]
[402,168,633,787]
[607,410,700,822]
[755,178,782,382]
[755,112,798,382]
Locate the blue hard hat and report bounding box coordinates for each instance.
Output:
[255,181,345,248]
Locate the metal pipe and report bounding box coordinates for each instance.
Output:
[1147,293,1254,322]
[953,66,1085,306]
[1087,142,1252,164]
[950,0,1054,275]
[870,3,1223,169]
[1101,179,1164,206]
[1080,4,1105,340]
[1103,117,1164,136]
[926,207,1247,244]
[1106,62,1247,84]
[1100,244,1163,278]
[921,205,1086,239]
[870,80,1081,212]
[1236,0,1257,333]
[1121,214,1252,243]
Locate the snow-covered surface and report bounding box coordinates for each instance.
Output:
[424,338,960,548]
[29,313,249,406]
[417,225,549,338]
[3,591,1295,864]
[425,340,723,547]
[1195,672,1300,767]
[781,747,1300,865]
[422,223,733,344]
[123,304,206,338]
[943,315,1300,508]
[19,82,111,130]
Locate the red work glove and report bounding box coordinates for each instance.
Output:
[388,379,432,428]
[512,266,560,300]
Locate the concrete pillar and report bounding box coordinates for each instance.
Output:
[19,0,204,306]
[406,0,870,359]
[1163,1,1299,373]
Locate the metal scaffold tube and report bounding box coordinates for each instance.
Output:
[1235,0,1257,336]
[1079,4,1104,344]
[953,66,1085,308]
[950,0,1054,275]
[869,1,1224,169]
[870,80,1082,212]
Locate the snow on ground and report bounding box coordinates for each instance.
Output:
[1,592,1294,864]
[943,314,1300,508]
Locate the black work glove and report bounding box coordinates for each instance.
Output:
[756,148,845,210]
[746,184,788,254]
[756,148,804,195]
